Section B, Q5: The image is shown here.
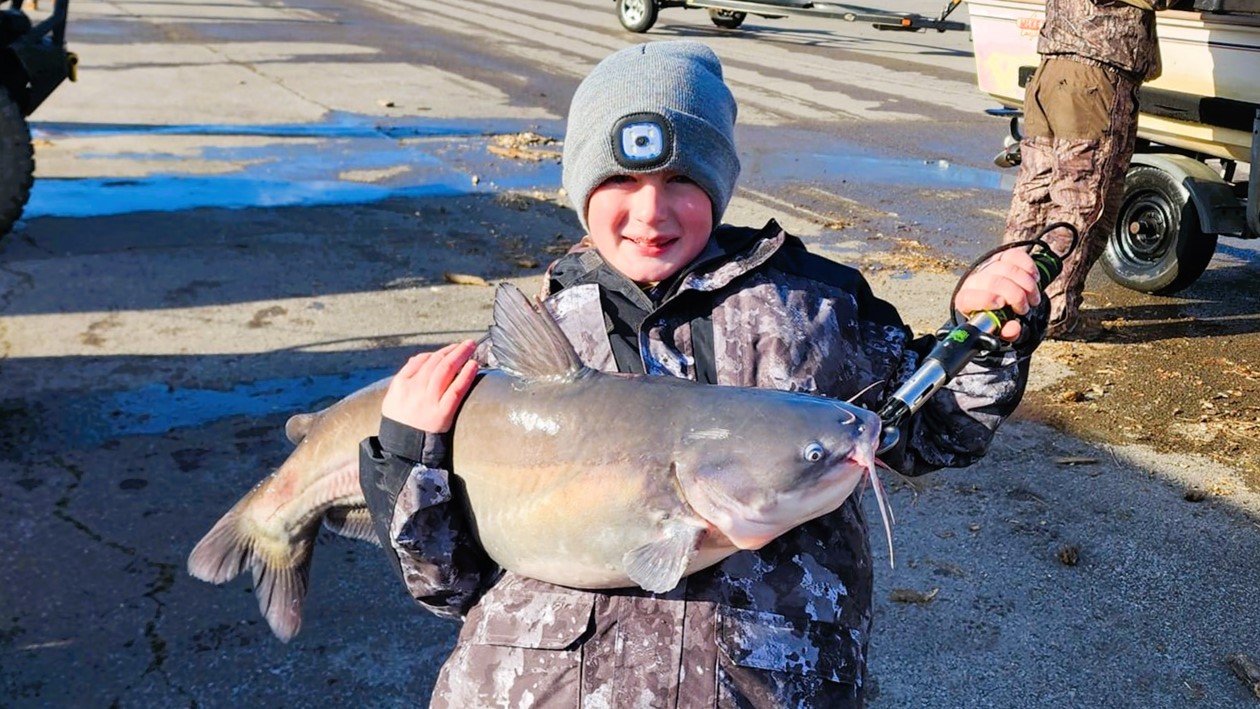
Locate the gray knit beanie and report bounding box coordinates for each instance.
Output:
[562,41,740,233]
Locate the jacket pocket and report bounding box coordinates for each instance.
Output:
[469,578,596,650]
[716,606,863,685]
[435,581,595,708]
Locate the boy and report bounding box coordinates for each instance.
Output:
[360,41,1045,708]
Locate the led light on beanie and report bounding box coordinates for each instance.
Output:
[614,114,673,168]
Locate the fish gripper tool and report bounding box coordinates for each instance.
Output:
[874,222,1078,455]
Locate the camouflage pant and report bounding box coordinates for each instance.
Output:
[427,545,871,708]
[1003,56,1141,330]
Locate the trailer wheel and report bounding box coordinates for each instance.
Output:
[617,0,658,32]
[0,87,34,238]
[708,9,746,28]
[1101,165,1217,295]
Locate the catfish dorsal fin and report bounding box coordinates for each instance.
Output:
[490,283,587,382]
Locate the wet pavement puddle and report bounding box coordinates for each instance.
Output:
[770,149,1013,191]
[26,112,563,219]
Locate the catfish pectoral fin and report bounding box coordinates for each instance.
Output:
[622,524,705,594]
[322,506,380,545]
[187,503,318,643]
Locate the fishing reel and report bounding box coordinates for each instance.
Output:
[875,222,1080,455]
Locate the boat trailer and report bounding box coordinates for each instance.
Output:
[613,0,967,34]
[970,0,1260,295]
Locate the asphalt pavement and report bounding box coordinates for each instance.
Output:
[2,0,1258,707]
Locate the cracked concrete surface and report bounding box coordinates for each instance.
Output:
[2,0,1258,706]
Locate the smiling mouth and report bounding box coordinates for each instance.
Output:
[626,235,676,251]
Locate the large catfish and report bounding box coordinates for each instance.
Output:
[188,284,888,642]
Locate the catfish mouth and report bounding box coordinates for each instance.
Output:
[673,455,872,551]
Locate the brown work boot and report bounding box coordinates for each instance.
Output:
[1046,313,1106,342]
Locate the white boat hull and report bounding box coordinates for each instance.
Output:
[968,0,1260,162]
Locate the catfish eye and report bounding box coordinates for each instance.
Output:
[803,442,826,463]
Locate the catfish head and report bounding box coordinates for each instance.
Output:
[672,389,882,551]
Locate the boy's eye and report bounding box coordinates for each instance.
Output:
[603,175,635,185]
[667,175,697,185]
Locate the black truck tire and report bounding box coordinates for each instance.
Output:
[1100,165,1218,295]
[0,87,34,237]
[708,9,747,27]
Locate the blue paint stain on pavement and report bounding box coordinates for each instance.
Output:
[32,112,486,139]
[30,178,469,218]
[58,368,396,446]
[25,112,563,219]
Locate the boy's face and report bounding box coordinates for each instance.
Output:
[586,171,713,285]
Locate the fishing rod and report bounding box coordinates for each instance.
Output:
[875,222,1080,455]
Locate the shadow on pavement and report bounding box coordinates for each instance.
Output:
[2,190,1258,708]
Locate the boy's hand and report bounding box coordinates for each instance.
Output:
[381,339,480,434]
[952,249,1043,342]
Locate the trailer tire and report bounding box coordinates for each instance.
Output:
[708,9,746,27]
[0,87,34,238]
[617,0,658,32]
[1101,165,1217,295]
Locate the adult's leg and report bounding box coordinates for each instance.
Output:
[1049,78,1140,328]
[1003,61,1055,246]
[1032,59,1139,331]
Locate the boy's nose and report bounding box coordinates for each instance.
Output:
[629,181,667,224]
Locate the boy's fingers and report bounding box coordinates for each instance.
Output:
[998,249,1039,276]
[995,278,1031,315]
[440,360,480,411]
[398,341,465,383]
[395,352,433,380]
[987,260,1039,293]
[1000,320,1023,341]
[1001,264,1042,307]
[961,257,1043,308]
[421,340,478,398]
[958,278,1030,316]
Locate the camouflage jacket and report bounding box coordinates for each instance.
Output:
[1038,0,1162,81]
[359,220,1043,708]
